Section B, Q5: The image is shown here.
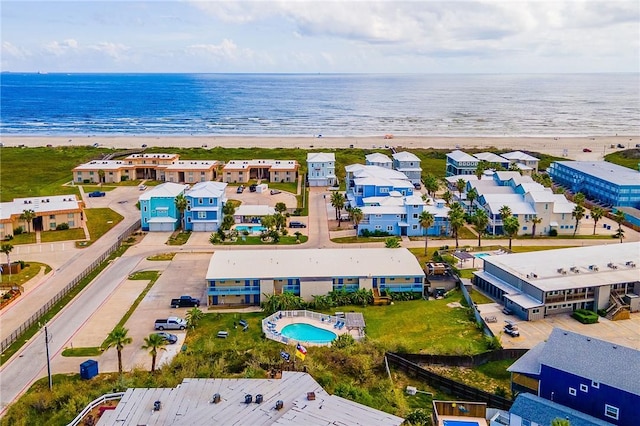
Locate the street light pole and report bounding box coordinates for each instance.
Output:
[45,325,52,390]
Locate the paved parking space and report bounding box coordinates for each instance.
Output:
[478,302,640,350]
[226,186,297,209]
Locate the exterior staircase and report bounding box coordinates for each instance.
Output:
[605,292,631,321]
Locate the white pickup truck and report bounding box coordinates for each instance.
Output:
[154,317,186,331]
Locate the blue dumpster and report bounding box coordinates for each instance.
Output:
[80,359,98,380]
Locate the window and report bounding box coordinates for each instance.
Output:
[387,225,393,231]
[50,223,56,229]
[50,215,55,219]
[580,384,588,392]
[569,387,576,396]
[521,420,531,426]
[605,404,619,420]
[197,211,206,219]
[68,213,74,218]
[592,381,600,388]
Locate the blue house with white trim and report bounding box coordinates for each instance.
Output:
[140,182,189,232]
[548,161,640,208]
[183,181,227,232]
[392,151,422,184]
[507,328,640,425]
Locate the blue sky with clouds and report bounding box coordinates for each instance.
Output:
[2,1,639,73]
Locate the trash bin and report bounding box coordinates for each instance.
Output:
[80,359,98,380]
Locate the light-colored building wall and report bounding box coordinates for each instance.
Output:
[300,280,333,301]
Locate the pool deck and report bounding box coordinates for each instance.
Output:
[438,416,487,426]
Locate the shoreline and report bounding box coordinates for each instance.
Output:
[2,135,637,161]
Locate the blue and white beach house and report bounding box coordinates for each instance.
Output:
[547,161,640,208]
[140,182,189,232]
[508,328,640,425]
[183,181,228,232]
[306,152,337,187]
[205,248,426,306]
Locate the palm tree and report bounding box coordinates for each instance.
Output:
[466,187,478,214]
[503,216,520,250]
[613,210,626,243]
[571,204,585,236]
[475,162,487,180]
[20,209,36,234]
[274,202,287,215]
[330,192,345,227]
[472,209,489,247]
[418,210,435,256]
[186,307,204,329]
[591,206,605,235]
[442,190,452,206]
[385,237,401,248]
[423,173,440,197]
[103,325,132,375]
[499,205,512,220]
[530,216,543,238]
[447,203,465,248]
[351,208,363,237]
[141,333,167,372]
[573,192,585,206]
[174,194,188,230]
[455,178,466,200]
[1,244,14,281]
[98,169,105,184]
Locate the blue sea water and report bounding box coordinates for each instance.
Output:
[1,73,638,137]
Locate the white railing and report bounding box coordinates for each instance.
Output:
[67,392,125,426]
[263,310,357,347]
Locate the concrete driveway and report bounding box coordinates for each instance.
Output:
[226,186,297,209]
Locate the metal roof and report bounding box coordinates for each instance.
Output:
[2,195,81,220]
[392,151,420,162]
[365,153,392,163]
[139,182,189,201]
[474,152,508,163]
[552,161,640,186]
[501,151,539,162]
[446,150,478,163]
[97,372,403,426]
[306,152,335,162]
[187,181,227,198]
[206,248,425,281]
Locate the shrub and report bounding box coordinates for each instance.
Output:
[4,234,13,240]
[405,408,432,426]
[548,228,558,237]
[572,309,598,324]
[56,223,70,230]
[360,229,391,238]
[597,309,607,317]
[13,226,24,235]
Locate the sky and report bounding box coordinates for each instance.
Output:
[1,0,639,73]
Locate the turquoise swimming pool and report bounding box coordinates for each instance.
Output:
[235,225,266,233]
[474,252,492,259]
[281,323,337,344]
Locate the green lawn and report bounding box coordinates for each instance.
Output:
[604,149,640,170]
[167,231,191,245]
[83,208,124,244]
[3,233,36,245]
[40,228,86,243]
[0,262,51,287]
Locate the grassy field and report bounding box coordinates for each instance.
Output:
[0,262,51,287]
[4,233,36,245]
[82,208,124,245]
[1,295,490,425]
[40,228,86,243]
[604,149,640,170]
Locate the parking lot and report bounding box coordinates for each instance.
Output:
[478,302,640,350]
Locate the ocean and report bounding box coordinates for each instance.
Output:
[1,73,638,137]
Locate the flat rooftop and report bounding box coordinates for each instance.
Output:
[483,243,640,292]
[97,372,403,426]
[206,248,425,280]
[552,161,640,186]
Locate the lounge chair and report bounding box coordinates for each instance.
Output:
[217,331,229,339]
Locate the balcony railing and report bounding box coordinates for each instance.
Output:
[208,286,260,295]
[381,284,423,293]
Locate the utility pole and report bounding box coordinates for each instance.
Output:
[45,325,52,390]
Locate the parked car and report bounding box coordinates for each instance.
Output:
[413,182,422,189]
[504,321,520,337]
[154,317,187,331]
[617,143,625,148]
[171,295,200,308]
[582,148,592,152]
[236,185,245,194]
[88,191,106,197]
[289,221,307,228]
[249,183,258,192]
[141,144,148,148]
[155,332,178,344]
[139,185,147,191]
[270,189,282,195]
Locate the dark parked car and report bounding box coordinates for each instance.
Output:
[503,320,520,337]
[249,184,258,192]
[582,148,592,152]
[617,143,625,148]
[289,221,307,228]
[155,332,178,344]
[236,185,245,193]
[88,191,106,197]
[171,295,200,308]
[413,182,421,189]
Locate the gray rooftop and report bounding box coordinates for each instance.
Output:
[515,328,640,395]
[482,243,640,292]
[509,393,612,426]
[552,161,640,186]
[97,372,403,426]
[507,342,546,375]
[206,248,425,281]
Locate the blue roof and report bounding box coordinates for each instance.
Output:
[552,161,640,187]
[510,393,612,426]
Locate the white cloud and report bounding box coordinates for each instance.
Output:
[186,39,244,61]
[1,41,30,59]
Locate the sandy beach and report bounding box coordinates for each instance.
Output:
[2,135,637,160]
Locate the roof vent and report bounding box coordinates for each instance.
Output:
[607,262,618,269]
[557,268,567,275]
[625,261,636,268]
[588,265,599,271]
[570,266,580,273]
[211,393,221,404]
